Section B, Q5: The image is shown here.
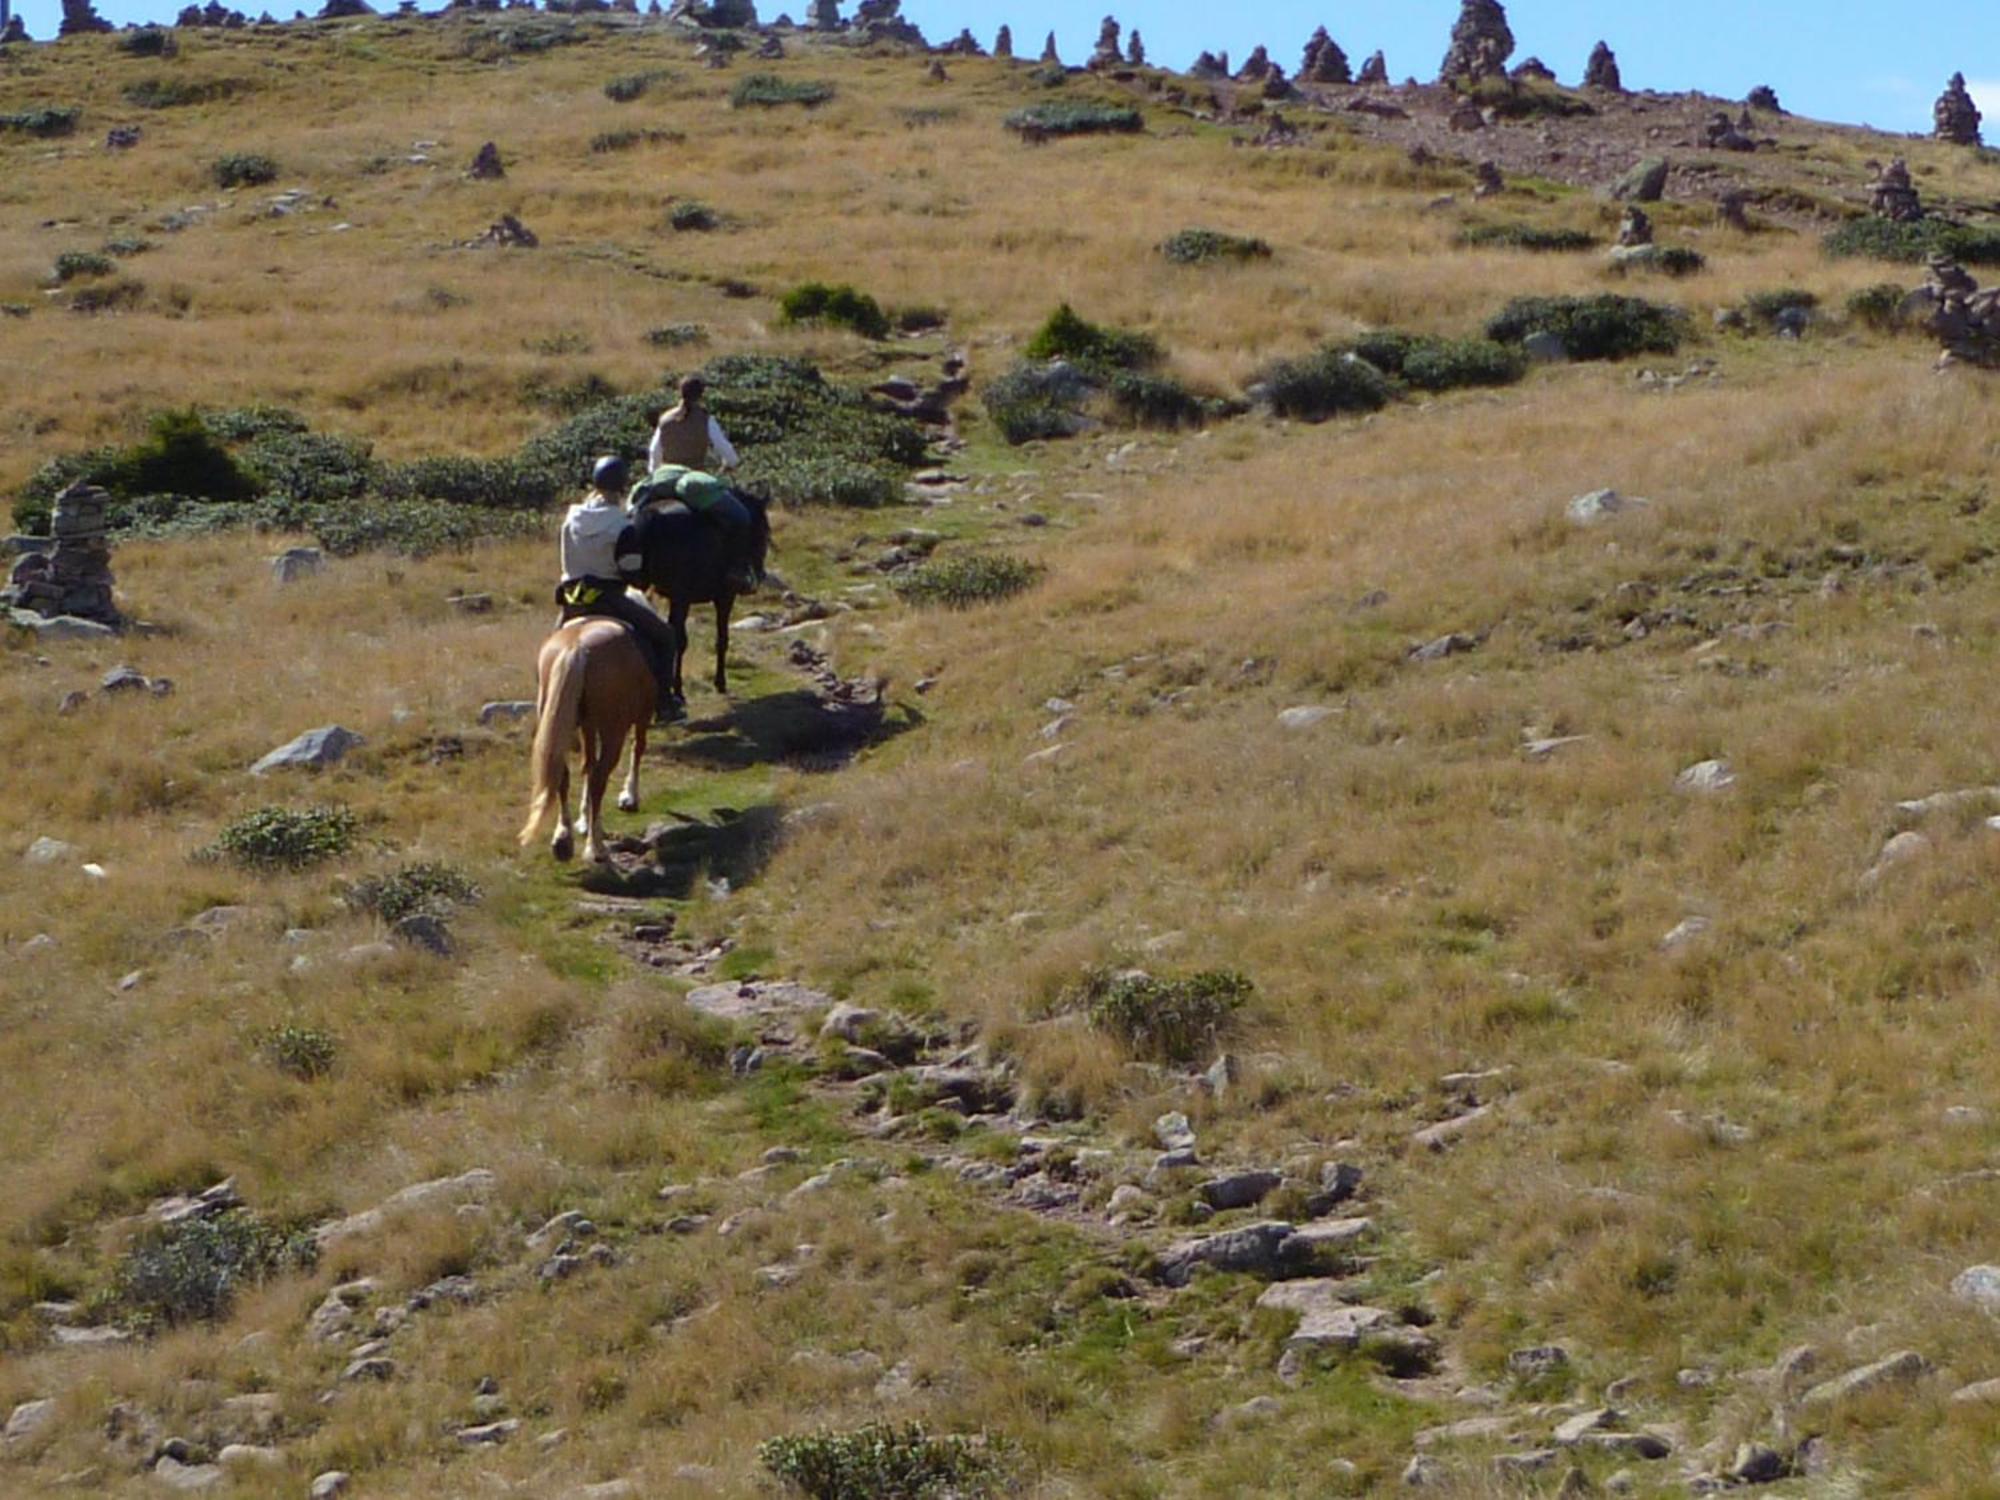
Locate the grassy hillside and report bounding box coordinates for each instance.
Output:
[6,12,2000,1498]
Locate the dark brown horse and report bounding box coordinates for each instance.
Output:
[518,617,655,863]
[624,492,772,706]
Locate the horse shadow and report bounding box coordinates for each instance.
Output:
[665,689,922,773]
[579,802,784,900]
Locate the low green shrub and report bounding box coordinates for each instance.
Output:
[646,323,709,347]
[1070,967,1252,1064]
[1024,302,1158,372]
[204,805,358,870]
[894,554,1043,609]
[982,361,1093,444]
[522,371,620,415]
[1486,294,1688,360]
[603,69,671,102]
[1823,216,2000,267]
[1107,369,1207,427]
[760,1422,996,1500]
[116,1211,316,1329]
[300,498,543,556]
[730,73,834,108]
[1740,287,1819,324]
[379,454,556,508]
[261,1024,337,1080]
[343,861,481,924]
[1847,282,1910,330]
[53,251,116,283]
[1648,246,1707,278]
[0,106,81,137]
[1457,223,1597,253]
[1346,332,1527,391]
[1159,227,1272,264]
[779,282,890,339]
[68,279,145,314]
[1252,347,1394,421]
[1459,75,1596,120]
[1005,101,1142,139]
[668,200,720,232]
[119,26,176,56]
[1027,62,1066,88]
[124,76,252,110]
[103,237,153,259]
[213,152,279,189]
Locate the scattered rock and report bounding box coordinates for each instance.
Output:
[1950,1377,2000,1404]
[1863,831,1933,886]
[24,835,77,865]
[1410,632,1479,663]
[1216,1394,1282,1428]
[1508,1345,1570,1379]
[1277,705,1335,731]
[4,1398,56,1448]
[152,1455,224,1490]
[1157,1220,1295,1285]
[820,1002,881,1041]
[341,1356,396,1382]
[1522,330,1568,363]
[1567,489,1644,525]
[1200,1169,1281,1211]
[1612,157,1669,204]
[1952,1264,2000,1313]
[1402,1453,1445,1486]
[455,1419,520,1446]
[270,547,325,584]
[310,1475,352,1500]
[1154,1112,1197,1153]
[250,725,363,775]
[391,912,454,956]
[315,1169,496,1247]
[1798,1350,1931,1408]
[478,700,535,726]
[1414,1104,1492,1151]
[1674,759,1736,794]
[216,1444,282,1469]
[685,979,835,1023]
[1660,916,1712,951]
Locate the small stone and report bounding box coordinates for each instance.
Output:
[1799,1350,1933,1407]
[1199,1169,1282,1211]
[341,1356,396,1382]
[1728,1444,1788,1484]
[1553,1409,1622,1445]
[1952,1264,2000,1312]
[1410,632,1479,662]
[1660,916,1712,951]
[1413,1105,1493,1151]
[1402,1453,1444,1487]
[4,1398,56,1447]
[250,725,363,775]
[1568,489,1644,525]
[23,835,76,864]
[1495,1449,1559,1475]
[1950,1377,2000,1404]
[152,1455,224,1490]
[1863,831,1933,885]
[455,1419,520,1446]
[1773,1343,1819,1385]
[1154,1111,1197,1152]
[1215,1395,1282,1428]
[100,665,151,693]
[216,1444,282,1469]
[526,1210,589,1250]
[820,1003,880,1042]
[310,1473,352,1500]
[270,547,325,584]
[1508,1345,1570,1379]
[1277,705,1335,731]
[391,913,454,956]
[1675,759,1736,793]
[478,700,535,727]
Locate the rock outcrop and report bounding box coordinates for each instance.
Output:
[1703,110,1755,151]
[1906,255,2000,367]
[3,483,120,628]
[1747,83,1781,113]
[1582,40,1621,91]
[1439,0,1512,86]
[1356,49,1387,85]
[1299,26,1349,85]
[57,0,111,33]
[1935,72,1983,146]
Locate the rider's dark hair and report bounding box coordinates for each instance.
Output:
[678,375,706,404]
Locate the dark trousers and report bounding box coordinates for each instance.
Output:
[557,585,680,699]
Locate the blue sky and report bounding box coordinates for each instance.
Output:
[12,0,1996,135]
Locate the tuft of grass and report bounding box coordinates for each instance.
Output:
[1159,227,1272,265]
[1457,223,1597,253]
[203,805,358,871]
[52,251,115,283]
[1346,331,1527,392]
[212,152,279,189]
[260,1024,338,1080]
[0,106,81,137]
[1846,282,1911,330]
[759,1422,997,1500]
[668,200,721,232]
[894,554,1044,608]
[778,282,890,339]
[603,69,671,102]
[1486,293,1688,360]
[118,26,176,57]
[124,76,253,110]
[731,74,835,109]
[67,279,145,314]
[115,1211,317,1329]
[1024,302,1159,373]
[1005,101,1143,139]
[1069,967,1251,1064]
[646,323,709,348]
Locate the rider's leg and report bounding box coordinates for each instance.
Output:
[711,494,757,591]
[602,592,683,721]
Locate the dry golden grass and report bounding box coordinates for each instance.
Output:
[6,14,2000,1499]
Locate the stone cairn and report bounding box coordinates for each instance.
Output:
[1583,40,1621,91]
[1717,187,1751,231]
[1616,205,1652,247]
[1235,45,1272,83]
[992,23,1009,56]
[1299,26,1349,85]
[5,483,121,628]
[942,27,981,55]
[806,0,837,29]
[1439,0,1512,86]
[58,0,111,33]
[1356,49,1387,85]
[1747,84,1781,113]
[1,11,28,41]
[1907,255,2000,366]
[1935,73,1983,146]
[1087,14,1119,69]
[1125,28,1142,66]
[1703,111,1754,151]
[1039,29,1057,63]
[1868,158,1922,222]
[1190,50,1228,80]
[467,141,504,179]
[1473,159,1503,197]
[1510,56,1553,82]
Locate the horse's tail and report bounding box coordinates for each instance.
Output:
[519,636,586,847]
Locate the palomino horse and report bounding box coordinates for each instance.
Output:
[624,490,772,706]
[517,617,656,863]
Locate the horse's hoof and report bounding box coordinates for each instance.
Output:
[551,832,574,863]
[586,843,611,865]
[617,792,638,813]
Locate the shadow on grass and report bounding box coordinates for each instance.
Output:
[666,689,922,773]
[579,802,785,900]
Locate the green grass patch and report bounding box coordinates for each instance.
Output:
[731,73,834,109]
[1823,216,2000,267]
[761,1422,997,1499]
[212,152,278,189]
[1069,967,1251,1064]
[1006,101,1143,139]
[1486,293,1688,360]
[202,804,357,871]
[1252,347,1394,421]
[1159,227,1273,265]
[1456,222,1597,252]
[893,554,1043,609]
[604,68,672,102]
[0,106,80,137]
[778,281,890,339]
[123,76,253,110]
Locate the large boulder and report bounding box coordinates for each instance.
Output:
[250,725,363,775]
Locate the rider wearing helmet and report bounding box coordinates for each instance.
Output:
[646,376,758,592]
[557,455,682,722]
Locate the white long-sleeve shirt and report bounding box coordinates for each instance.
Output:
[648,413,739,474]
[559,496,634,581]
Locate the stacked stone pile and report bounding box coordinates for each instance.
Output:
[1907,255,2000,366]
[1747,84,1782,113]
[1582,40,1621,91]
[1190,50,1227,80]
[1356,50,1387,85]
[1125,30,1142,65]
[1439,0,1511,85]
[1510,56,1552,81]
[1087,14,1119,69]
[991,23,1009,56]
[1616,206,1653,247]
[1235,45,1273,83]
[1935,73,1983,146]
[1,12,28,41]
[1704,110,1755,151]
[1868,158,1922,222]
[1299,26,1349,84]
[5,483,121,628]
[58,0,110,32]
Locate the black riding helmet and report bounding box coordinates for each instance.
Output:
[591,454,630,495]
